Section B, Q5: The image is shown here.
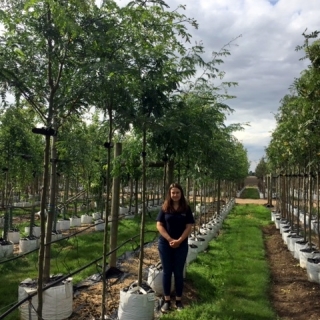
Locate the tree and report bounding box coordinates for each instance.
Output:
[0,0,101,316]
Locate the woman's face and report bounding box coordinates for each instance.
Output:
[170,187,181,202]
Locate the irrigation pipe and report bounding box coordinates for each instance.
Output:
[0,217,124,264]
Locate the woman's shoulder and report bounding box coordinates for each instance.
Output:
[186,205,193,214]
[159,207,170,214]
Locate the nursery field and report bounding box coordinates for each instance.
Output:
[2,199,320,319]
[72,201,319,320]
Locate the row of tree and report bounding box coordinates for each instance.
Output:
[0,0,249,318]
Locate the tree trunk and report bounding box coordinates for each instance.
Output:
[37,134,51,318]
[63,176,70,219]
[109,143,122,267]
[308,171,313,248]
[186,177,190,203]
[134,179,139,216]
[162,162,166,200]
[217,178,221,216]
[165,158,174,191]
[43,132,57,283]
[129,178,133,213]
[138,129,147,286]
[101,107,113,318]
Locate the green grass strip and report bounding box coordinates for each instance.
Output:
[240,187,260,199]
[162,204,277,320]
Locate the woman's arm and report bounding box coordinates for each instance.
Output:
[156,221,173,242]
[170,223,193,248]
[178,224,193,243]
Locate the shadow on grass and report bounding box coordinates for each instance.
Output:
[181,268,275,320]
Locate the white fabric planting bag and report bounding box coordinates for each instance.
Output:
[118,283,155,320]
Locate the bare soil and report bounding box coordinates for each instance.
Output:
[69,243,198,320]
[264,223,320,320]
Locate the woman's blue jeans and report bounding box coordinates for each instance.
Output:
[158,239,188,297]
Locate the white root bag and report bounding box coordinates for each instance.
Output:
[19,278,73,320]
[306,260,320,284]
[0,243,14,258]
[147,265,174,295]
[118,286,155,320]
[69,217,81,227]
[186,245,198,265]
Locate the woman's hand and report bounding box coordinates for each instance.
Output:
[169,239,181,248]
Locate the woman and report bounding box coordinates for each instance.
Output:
[156,183,195,312]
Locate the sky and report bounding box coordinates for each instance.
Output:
[112,0,320,172]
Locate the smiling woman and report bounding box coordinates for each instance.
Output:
[156,183,195,312]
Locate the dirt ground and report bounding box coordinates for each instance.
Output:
[264,222,320,320]
[240,196,320,320]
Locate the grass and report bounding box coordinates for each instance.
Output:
[161,204,277,320]
[1,204,277,320]
[240,187,260,199]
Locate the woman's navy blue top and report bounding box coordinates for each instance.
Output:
[156,206,195,243]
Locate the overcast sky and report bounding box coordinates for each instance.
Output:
[185,0,319,172]
[112,0,319,171]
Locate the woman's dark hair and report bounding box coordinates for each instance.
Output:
[162,183,188,212]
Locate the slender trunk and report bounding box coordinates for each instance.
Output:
[109,143,122,267]
[290,173,294,228]
[134,179,139,216]
[138,129,147,286]
[285,174,289,220]
[217,178,221,216]
[129,178,133,213]
[63,177,70,219]
[177,159,181,184]
[204,181,207,215]
[296,168,301,235]
[1,172,5,209]
[163,162,167,200]
[37,134,51,319]
[303,173,307,241]
[317,172,320,248]
[43,129,57,283]
[186,177,190,203]
[29,177,36,237]
[101,108,113,318]
[192,180,196,213]
[308,171,313,248]
[3,170,9,240]
[165,159,174,190]
[192,180,196,234]
[121,181,125,206]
